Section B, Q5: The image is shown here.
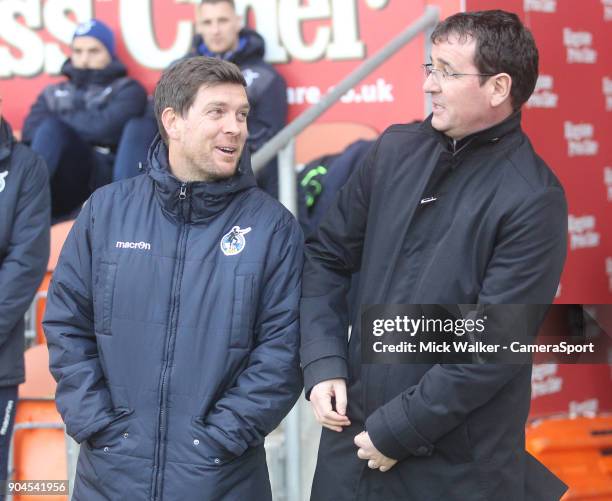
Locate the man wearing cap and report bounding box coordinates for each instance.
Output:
[22,19,146,220]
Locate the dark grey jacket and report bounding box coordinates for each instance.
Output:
[301,114,568,500]
[22,59,147,148]
[43,137,303,500]
[0,119,50,386]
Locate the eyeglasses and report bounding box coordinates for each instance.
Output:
[422,63,496,82]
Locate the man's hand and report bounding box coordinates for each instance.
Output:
[309,378,351,432]
[354,431,398,472]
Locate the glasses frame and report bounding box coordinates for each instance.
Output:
[422,63,497,82]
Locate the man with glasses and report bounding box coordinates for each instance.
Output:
[301,10,568,500]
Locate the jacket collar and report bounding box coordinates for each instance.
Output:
[146,134,257,224]
[61,59,128,88]
[423,111,522,155]
[0,119,14,165]
[191,28,265,65]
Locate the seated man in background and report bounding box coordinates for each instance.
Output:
[113,0,287,197]
[22,19,146,220]
[0,95,50,497]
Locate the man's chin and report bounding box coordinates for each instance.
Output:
[209,163,239,182]
[430,116,447,132]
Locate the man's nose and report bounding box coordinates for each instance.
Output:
[422,72,439,93]
[222,115,241,135]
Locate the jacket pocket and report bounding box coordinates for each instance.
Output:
[189,417,245,466]
[87,408,134,450]
[230,274,254,349]
[94,261,117,335]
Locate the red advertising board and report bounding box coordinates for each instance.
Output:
[468,0,612,417]
[0,0,434,134]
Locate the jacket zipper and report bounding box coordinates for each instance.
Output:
[151,182,190,500]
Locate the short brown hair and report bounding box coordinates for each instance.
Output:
[200,0,235,8]
[431,10,539,110]
[153,56,246,143]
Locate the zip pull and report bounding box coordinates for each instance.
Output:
[178,183,187,200]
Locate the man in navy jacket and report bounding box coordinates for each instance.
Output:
[0,101,50,495]
[43,57,302,500]
[22,19,146,220]
[301,10,568,501]
[113,0,287,198]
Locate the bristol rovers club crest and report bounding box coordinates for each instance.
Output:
[220,226,252,256]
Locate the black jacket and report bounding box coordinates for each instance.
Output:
[43,137,303,500]
[0,119,50,386]
[192,29,287,196]
[300,114,568,500]
[22,59,147,148]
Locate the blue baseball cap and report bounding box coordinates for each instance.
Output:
[73,19,116,58]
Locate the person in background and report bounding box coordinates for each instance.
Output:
[22,19,146,220]
[113,0,287,198]
[43,57,302,500]
[0,95,50,499]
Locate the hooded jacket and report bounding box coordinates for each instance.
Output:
[192,29,287,196]
[22,59,147,148]
[43,137,303,500]
[300,114,568,500]
[0,119,50,386]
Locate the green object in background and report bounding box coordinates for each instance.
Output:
[301,166,328,208]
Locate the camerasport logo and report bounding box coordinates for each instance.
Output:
[603,0,612,22]
[531,364,563,399]
[563,28,597,64]
[527,75,558,108]
[606,257,612,293]
[568,214,601,250]
[524,0,556,12]
[564,121,598,157]
[605,167,612,202]
[604,77,612,111]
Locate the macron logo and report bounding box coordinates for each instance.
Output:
[116,241,151,250]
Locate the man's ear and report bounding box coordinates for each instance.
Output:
[490,73,512,108]
[161,107,181,141]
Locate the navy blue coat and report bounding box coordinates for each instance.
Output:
[22,59,147,149]
[301,114,568,500]
[43,136,303,500]
[0,119,50,387]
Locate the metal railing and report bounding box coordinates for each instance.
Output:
[257,6,440,500]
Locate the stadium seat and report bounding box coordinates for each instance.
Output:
[527,416,612,500]
[295,121,378,165]
[34,220,74,345]
[9,345,68,501]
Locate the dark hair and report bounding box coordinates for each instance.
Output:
[153,56,246,143]
[200,0,235,8]
[431,10,538,110]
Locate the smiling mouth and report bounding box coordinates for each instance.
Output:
[216,146,238,155]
